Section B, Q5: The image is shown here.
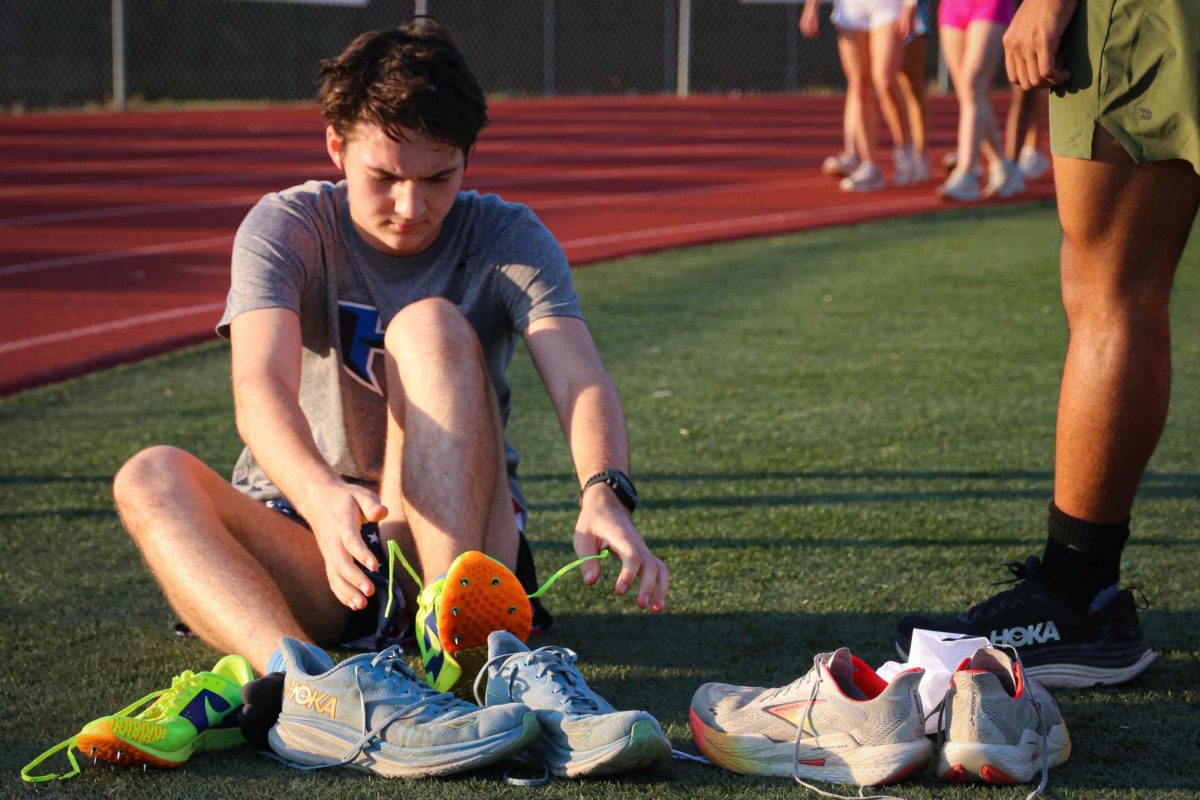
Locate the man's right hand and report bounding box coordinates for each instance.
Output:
[302,480,388,610]
[1003,0,1076,89]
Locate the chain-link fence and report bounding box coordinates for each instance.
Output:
[1,0,942,111]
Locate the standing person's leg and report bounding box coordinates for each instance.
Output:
[956,21,1006,174]
[1048,131,1200,606]
[823,46,862,177]
[898,30,929,177]
[868,19,909,183]
[114,447,350,673]
[838,29,886,190]
[1005,85,1035,162]
[937,24,984,199]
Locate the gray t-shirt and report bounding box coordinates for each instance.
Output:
[217,180,582,505]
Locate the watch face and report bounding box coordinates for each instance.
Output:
[612,471,638,505]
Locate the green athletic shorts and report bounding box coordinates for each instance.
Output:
[1050,0,1200,174]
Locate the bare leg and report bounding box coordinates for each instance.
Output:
[898,33,928,157]
[377,297,520,608]
[1054,128,1200,522]
[838,29,878,167]
[114,446,349,673]
[869,21,908,150]
[942,22,1005,173]
[1005,85,1037,162]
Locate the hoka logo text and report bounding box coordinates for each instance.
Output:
[285,679,338,719]
[991,621,1061,648]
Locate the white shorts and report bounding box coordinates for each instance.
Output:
[832,0,905,31]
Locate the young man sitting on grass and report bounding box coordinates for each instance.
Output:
[112,19,667,696]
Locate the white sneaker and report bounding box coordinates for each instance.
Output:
[821,152,859,177]
[938,168,981,202]
[893,145,915,187]
[938,645,1071,794]
[985,159,1026,198]
[910,151,932,184]
[1018,145,1051,181]
[690,648,932,786]
[839,162,886,192]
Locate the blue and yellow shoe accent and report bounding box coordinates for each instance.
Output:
[386,544,607,697]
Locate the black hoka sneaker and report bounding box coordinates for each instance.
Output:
[895,557,1155,688]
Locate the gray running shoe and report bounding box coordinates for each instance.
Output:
[268,637,539,778]
[690,648,931,787]
[475,631,672,778]
[937,645,1071,794]
[985,159,1026,198]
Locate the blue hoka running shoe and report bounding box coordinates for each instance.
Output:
[267,637,539,778]
[475,631,672,778]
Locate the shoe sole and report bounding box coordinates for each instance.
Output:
[689,706,931,785]
[268,709,540,778]
[75,720,244,769]
[938,721,1071,784]
[894,641,1156,687]
[539,718,672,778]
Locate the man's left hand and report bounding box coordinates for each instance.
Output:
[574,487,668,612]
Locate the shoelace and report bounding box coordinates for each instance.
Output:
[384,541,611,618]
[20,670,206,782]
[790,655,910,800]
[268,647,464,772]
[471,645,600,712]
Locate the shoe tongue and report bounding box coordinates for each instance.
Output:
[488,630,530,659]
[821,648,868,700]
[280,636,336,676]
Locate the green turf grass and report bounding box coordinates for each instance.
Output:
[2,203,1198,798]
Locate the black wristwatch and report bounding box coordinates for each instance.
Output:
[580,469,639,513]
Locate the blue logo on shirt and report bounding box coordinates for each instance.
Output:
[338,301,386,394]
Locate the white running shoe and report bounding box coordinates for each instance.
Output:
[985,159,1026,198]
[477,631,672,778]
[938,168,982,202]
[937,645,1071,795]
[822,152,860,177]
[839,162,886,192]
[690,648,932,787]
[893,146,915,187]
[1018,145,1051,181]
[267,638,540,778]
[910,151,932,184]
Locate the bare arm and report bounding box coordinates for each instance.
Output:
[229,307,386,610]
[800,0,821,39]
[524,315,668,612]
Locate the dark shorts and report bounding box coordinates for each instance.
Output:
[265,498,552,651]
[1050,0,1200,174]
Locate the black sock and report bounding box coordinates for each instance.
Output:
[1041,501,1130,612]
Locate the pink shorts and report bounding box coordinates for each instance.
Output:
[938,0,1014,29]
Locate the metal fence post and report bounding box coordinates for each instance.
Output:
[542,0,555,96]
[111,0,126,109]
[676,0,690,98]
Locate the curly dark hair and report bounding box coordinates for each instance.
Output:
[318,18,489,155]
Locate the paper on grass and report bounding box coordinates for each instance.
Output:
[876,628,990,734]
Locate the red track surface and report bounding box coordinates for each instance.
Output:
[0,94,1052,395]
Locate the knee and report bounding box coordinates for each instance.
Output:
[113,445,199,520]
[384,297,482,365]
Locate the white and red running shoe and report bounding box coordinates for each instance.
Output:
[937,645,1071,796]
[689,648,931,788]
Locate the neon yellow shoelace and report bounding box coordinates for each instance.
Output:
[384,540,610,617]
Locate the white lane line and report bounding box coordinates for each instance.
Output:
[0,302,225,355]
[0,195,262,228]
[0,235,233,277]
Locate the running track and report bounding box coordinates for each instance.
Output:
[0,94,1052,396]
